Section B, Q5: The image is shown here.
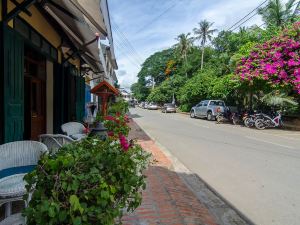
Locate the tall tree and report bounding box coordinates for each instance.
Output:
[258,0,298,27]
[175,33,193,77]
[193,20,217,70]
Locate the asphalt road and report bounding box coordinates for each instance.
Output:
[130,107,300,225]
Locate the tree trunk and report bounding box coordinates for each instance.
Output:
[184,53,188,78]
[249,90,253,111]
[201,45,205,70]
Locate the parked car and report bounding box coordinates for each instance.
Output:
[139,102,145,108]
[161,103,176,113]
[144,102,149,109]
[147,103,159,110]
[190,100,226,121]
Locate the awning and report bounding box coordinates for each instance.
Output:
[42,0,107,72]
[90,80,119,96]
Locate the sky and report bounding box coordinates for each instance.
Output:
[107,0,284,90]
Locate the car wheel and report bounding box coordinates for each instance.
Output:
[190,110,195,118]
[207,111,213,121]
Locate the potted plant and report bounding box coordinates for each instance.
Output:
[23,137,151,225]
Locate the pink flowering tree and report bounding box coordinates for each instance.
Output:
[236,22,300,94]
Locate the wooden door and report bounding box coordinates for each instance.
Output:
[24,47,46,140]
[30,78,46,140]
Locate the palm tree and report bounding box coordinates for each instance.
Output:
[258,0,299,27]
[261,91,299,108]
[193,20,217,70]
[175,33,193,77]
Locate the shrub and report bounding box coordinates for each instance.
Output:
[23,137,151,225]
[236,22,300,94]
[103,114,130,138]
[108,99,129,116]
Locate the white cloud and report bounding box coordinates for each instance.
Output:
[108,0,288,88]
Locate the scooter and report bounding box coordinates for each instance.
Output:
[255,112,283,130]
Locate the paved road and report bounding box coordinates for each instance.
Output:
[130,108,300,225]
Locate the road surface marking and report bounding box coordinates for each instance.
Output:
[245,136,295,149]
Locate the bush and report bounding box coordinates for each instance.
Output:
[108,99,129,116]
[103,114,130,138]
[178,69,216,108]
[23,137,151,225]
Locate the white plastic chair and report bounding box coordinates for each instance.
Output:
[61,122,87,140]
[39,134,74,153]
[0,141,48,218]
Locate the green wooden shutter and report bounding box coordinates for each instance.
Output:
[76,76,85,121]
[53,63,64,133]
[3,27,24,143]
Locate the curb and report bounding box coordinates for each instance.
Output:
[133,118,256,225]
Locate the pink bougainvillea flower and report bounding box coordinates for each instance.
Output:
[119,134,130,152]
[265,64,277,74]
[288,59,299,67]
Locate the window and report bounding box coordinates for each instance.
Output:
[51,47,58,61]
[14,17,29,39]
[210,101,225,106]
[31,30,41,47]
[41,40,50,54]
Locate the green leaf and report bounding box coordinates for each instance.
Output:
[73,217,82,225]
[69,195,84,214]
[59,210,67,222]
[48,206,56,218]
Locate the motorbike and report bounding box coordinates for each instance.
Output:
[215,106,232,124]
[243,112,264,128]
[231,112,244,125]
[255,112,283,130]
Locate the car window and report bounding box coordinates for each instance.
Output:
[203,101,208,106]
[216,101,224,106]
[196,103,202,107]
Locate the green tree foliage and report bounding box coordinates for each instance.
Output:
[175,33,194,77]
[147,75,186,104]
[193,20,217,70]
[138,48,177,86]
[130,81,149,101]
[210,74,242,105]
[258,0,299,27]
[178,69,216,110]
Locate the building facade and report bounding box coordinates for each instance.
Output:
[0,0,117,144]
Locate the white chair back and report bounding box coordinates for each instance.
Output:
[39,134,74,153]
[61,122,85,136]
[0,141,48,171]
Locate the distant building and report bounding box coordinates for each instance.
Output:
[119,88,132,102]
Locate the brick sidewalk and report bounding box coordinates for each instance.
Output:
[122,119,218,225]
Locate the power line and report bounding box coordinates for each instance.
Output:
[111,24,144,71]
[135,0,179,34]
[231,1,300,31]
[227,0,268,31]
[231,11,262,31]
[115,31,140,68]
[112,20,144,63]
